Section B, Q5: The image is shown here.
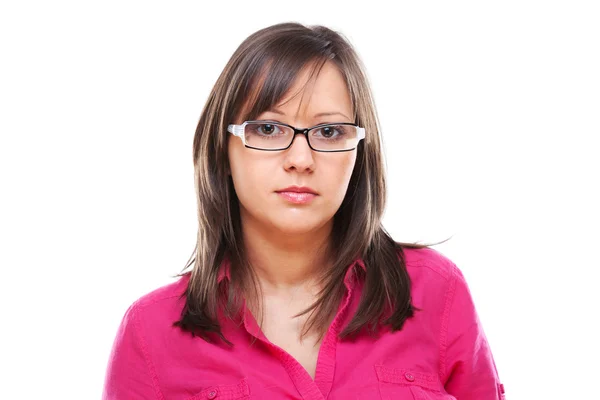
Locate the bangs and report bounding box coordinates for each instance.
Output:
[236,45,336,123]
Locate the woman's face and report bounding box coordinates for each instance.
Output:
[227,61,357,237]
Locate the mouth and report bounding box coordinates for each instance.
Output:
[275,191,317,204]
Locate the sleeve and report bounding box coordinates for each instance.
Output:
[102,302,163,400]
[441,264,506,400]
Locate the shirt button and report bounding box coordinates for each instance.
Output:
[207,390,217,399]
[404,372,415,382]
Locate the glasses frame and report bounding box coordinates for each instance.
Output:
[227,120,366,152]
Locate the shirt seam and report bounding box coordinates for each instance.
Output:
[135,292,184,311]
[131,302,166,400]
[438,263,458,383]
[407,261,451,282]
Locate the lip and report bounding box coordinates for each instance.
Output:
[275,186,318,195]
[276,191,317,204]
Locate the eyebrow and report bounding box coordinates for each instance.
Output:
[267,108,351,121]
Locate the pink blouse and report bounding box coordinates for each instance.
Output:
[102,247,505,399]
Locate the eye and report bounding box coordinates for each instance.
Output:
[313,125,346,138]
[257,123,281,135]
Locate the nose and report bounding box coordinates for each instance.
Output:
[283,132,315,171]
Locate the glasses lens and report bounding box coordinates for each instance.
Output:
[244,122,360,151]
[244,122,293,150]
[309,124,359,151]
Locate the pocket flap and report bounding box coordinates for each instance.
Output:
[375,365,442,392]
[187,377,250,400]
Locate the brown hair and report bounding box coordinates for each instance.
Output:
[172,22,449,345]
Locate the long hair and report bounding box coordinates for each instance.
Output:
[172,22,449,345]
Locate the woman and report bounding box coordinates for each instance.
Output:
[102,22,505,400]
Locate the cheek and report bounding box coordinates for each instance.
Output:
[228,149,270,207]
[323,155,357,203]
[336,154,357,186]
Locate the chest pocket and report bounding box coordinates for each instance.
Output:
[187,377,250,400]
[375,366,456,400]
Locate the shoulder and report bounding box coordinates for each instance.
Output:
[399,246,476,316]
[105,274,193,397]
[126,273,191,322]
[397,246,472,311]
[399,246,462,283]
[134,273,190,307]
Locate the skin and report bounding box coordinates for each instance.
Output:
[227,60,357,378]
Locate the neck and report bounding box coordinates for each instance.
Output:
[241,213,333,294]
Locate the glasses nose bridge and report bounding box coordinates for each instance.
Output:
[287,126,311,146]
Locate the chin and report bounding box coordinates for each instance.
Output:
[273,220,319,234]
[270,214,332,234]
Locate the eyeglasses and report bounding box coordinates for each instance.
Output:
[227,120,366,152]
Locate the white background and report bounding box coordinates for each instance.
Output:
[1,1,598,398]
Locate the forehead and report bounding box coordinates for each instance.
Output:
[278,61,353,119]
[239,59,354,123]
